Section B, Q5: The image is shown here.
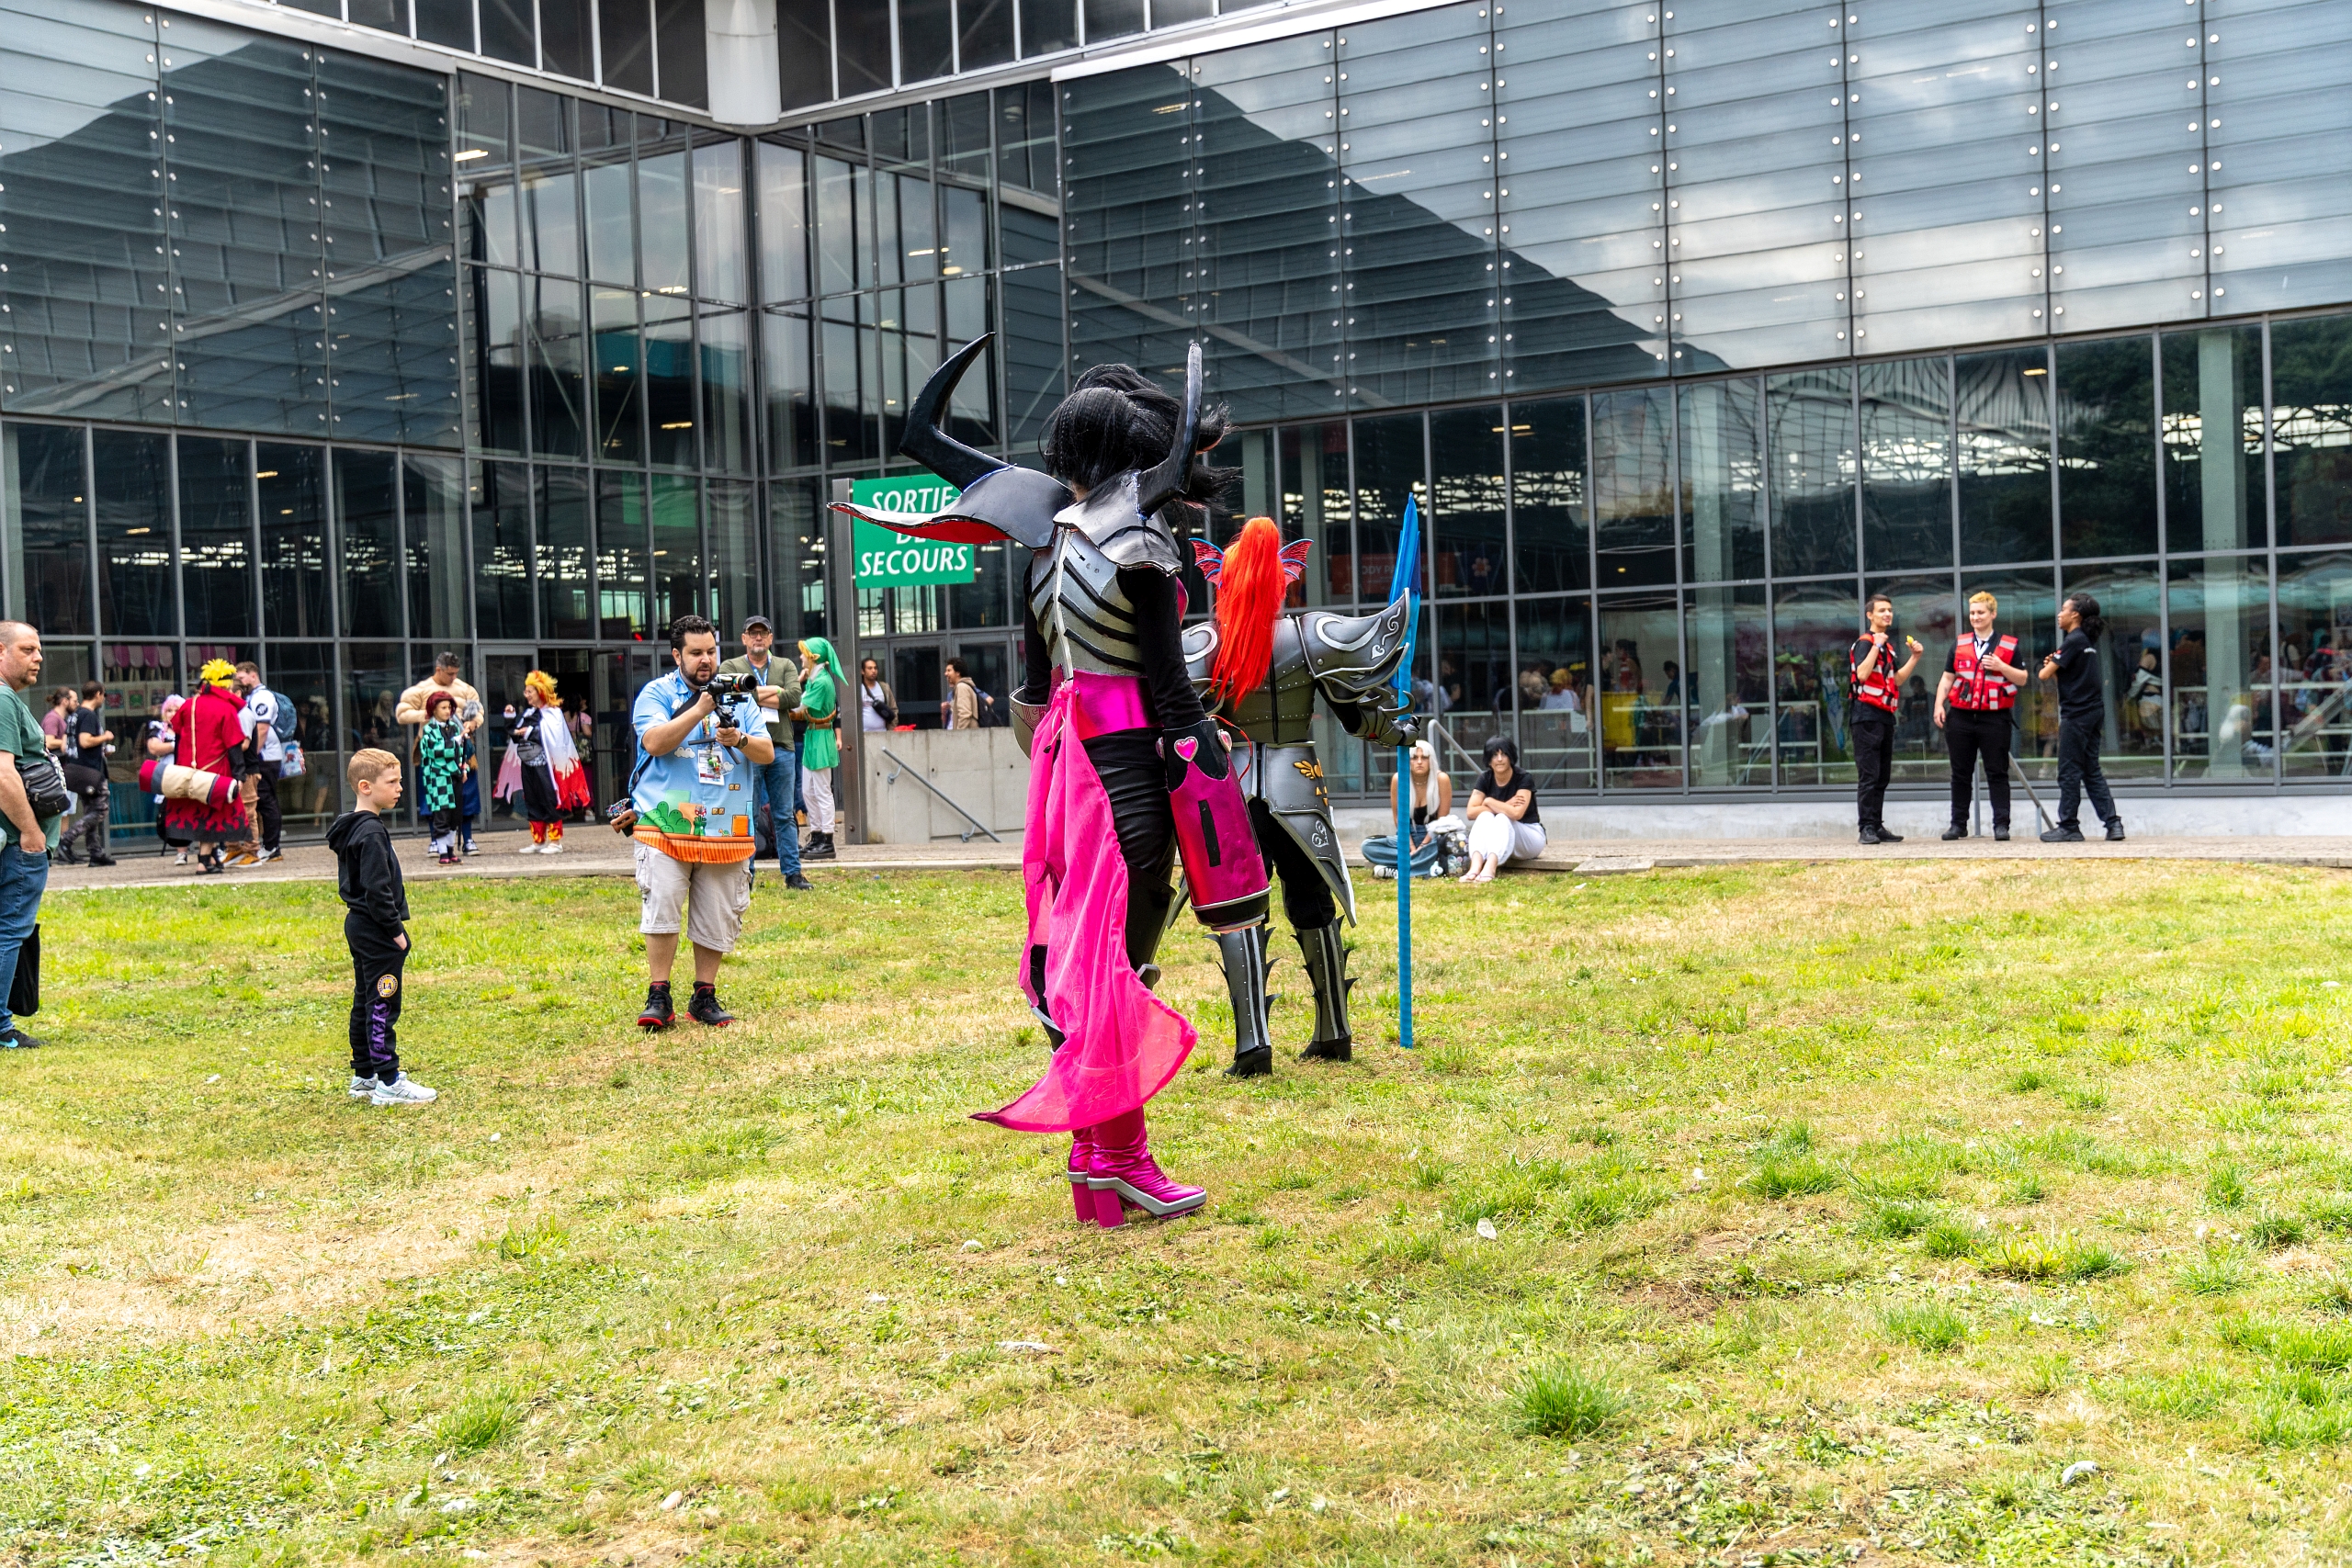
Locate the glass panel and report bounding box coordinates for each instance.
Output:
[961,0,1014,72]
[1770,581,1859,787]
[2058,562,2164,780]
[537,466,594,639]
[403,454,468,647]
[458,73,514,166]
[944,276,995,448]
[413,0,472,49]
[1280,423,1351,608]
[527,276,589,460]
[942,183,988,278]
[820,303,877,465]
[1001,264,1065,453]
[2207,0,2352,313]
[1597,590,1682,788]
[837,0,892,93]
[997,81,1057,198]
[900,0,955,81]
[1956,347,2052,566]
[770,477,827,639]
[2055,335,2156,559]
[2277,550,2352,780]
[876,285,939,459]
[346,0,405,36]
[591,287,645,464]
[698,310,754,474]
[814,154,866,296]
[1351,412,1424,608]
[1510,398,1588,594]
[650,472,700,627]
[542,0,594,79]
[756,141,810,303]
[466,267,527,456]
[335,450,401,639]
[1687,583,1769,787]
[346,640,407,758]
[941,93,992,184]
[2272,315,2352,549]
[2165,557,2274,782]
[584,157,637,284]
[522,164,582,279]
[1960,569,2058,780]
[265,643,338,830]
[952,540,1012,630]
[1086,0,1143,43]
[643,294,696,467]
[2162,325,2266,554]
[639,151,692,298]
[1863,571,1952,782]
[1430,406,1506,599]
[481,0,536,66]
[1679,378,1764,582]
[1023,0,1077,54]
[706,479,758,635]
[1766,366,1856,579]
[777,0,830,113]
[4,423,93,636]
[463,177,521,270]
[602,0,658,97]
[1860,358,1952,574]
[1592,387,1673,587]
[652,0,707,107]
[472,459,533,640]
[1434,601,1512,738]
[595,471,649,639]
[762,310,816,471]
[1513,595,1595,793]
[693,141,749,305]
[95,430,174,637]
[179,437,255,639]
[1061,64,1194,384]
[260,444,333,641]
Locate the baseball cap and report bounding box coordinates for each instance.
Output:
[741,614,775,632]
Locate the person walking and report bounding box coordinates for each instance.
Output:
[1935,591,2030,841]
[1461,734,1544,884]
[717,615,809,890]
[62,681,118,866]
[0,623,62,1049]
[1850,593,1923,845]
[793,637,844,861]
[417,690,466,864]
[943,657,981,729]
[328,749,436,1105]
[628,615,774,1029]
[168,660,254,874]
[511,671,589,853]
[2040,592,2126,843]
[39,687,74,761]
[231,661,288,864]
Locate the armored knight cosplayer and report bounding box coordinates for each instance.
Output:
[1183,518,1414,1077]
[831,335,1269,1229]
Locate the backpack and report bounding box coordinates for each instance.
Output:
[263,688,297,740]
[973,686,1005,728]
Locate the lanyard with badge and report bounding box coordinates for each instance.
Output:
[693,705,736,784]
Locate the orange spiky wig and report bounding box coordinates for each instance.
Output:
[1195,516,1312,708]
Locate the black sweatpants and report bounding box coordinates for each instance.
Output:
[346,911,408,1084]
[1944,708,2014,829]
[1852,712,1894,831]
[1252,799,1338,931]
[2055,715,2117,831]
[253,761,282,853]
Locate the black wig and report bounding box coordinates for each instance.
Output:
[1482,733,1521,769]
[1041,362,1237,534]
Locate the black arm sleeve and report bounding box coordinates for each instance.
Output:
[1020,601,1051,700]
[362,831,405,929]
[1123,566,1208,732]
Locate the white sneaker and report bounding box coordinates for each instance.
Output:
[369,1073,438,1106]
[519,842,541,854]
[348,1074,378,1098]
[540,841,563,854]
[175,851,189,865]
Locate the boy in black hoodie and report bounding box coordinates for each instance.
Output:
[327,748,437,1106]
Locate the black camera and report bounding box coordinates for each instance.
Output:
[703,671,758,701]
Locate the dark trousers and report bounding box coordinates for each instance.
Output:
[65,784,107,855]
[1945,708,2014,828]
[2055,715,2118,830]
[1252,799,1338,931]
[252,760,282,852]
[1852,712,1894,830]
[346,910,408,1083]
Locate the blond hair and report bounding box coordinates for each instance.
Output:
[347,748,402,789]
[1967,590,1998,615]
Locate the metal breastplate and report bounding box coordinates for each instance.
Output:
[1029,527,1146,677]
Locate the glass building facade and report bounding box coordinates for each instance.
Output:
[3,0,2349,838]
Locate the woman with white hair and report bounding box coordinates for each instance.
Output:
[1461,734,1544,884]
[1365,739,1452,879]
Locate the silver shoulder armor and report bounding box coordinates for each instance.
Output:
[1181,621,1219,709]
[1052,471,1184,576]
[1298,592,1413,746]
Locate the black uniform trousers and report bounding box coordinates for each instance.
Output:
[252,760,282,853]
[1851,711,1894,831]
[2055,715,2117,831]
[346,910,408,1084]
[1250,798,1338,931]
[1944,707,2014,828]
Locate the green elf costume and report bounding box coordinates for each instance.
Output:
[795,637,844,860]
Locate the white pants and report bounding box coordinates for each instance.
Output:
[1468,811,1545,866]
[803,765,835,833]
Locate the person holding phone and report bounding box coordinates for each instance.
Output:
[1850,593,1922,845]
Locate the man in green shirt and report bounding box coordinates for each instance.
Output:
[0,621,62,1048]
[716,615,809,890]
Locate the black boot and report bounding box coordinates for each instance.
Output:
[1295,920,1355,1063]
[802,831,836,862]
[637,982,675,1030]
[1939,824,1967,840]
[2105,818,2126,841]
[687,982,735,1027]
[1216,924,1274,1077]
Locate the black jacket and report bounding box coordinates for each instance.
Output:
[327,809,409,931]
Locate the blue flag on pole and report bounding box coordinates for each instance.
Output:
[1389,497,1420,1050]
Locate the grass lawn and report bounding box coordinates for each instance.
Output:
[6,860,2352,1566]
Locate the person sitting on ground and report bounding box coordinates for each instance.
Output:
[418,691,466,865]
[328,749,435,1106]
[1460,733,1544,885]
[1363,739,1453,880]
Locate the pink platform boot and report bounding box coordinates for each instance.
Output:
[1068,1127,1097,1222]
[1084,1108,1206,1228]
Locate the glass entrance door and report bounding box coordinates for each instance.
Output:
[479,647,536,831]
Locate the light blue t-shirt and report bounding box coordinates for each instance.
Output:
[630,671,767,833]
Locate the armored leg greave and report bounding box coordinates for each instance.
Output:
[1216,923,1275,1077]
[1295,920,1353,1062]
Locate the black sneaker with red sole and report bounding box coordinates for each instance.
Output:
[638,983,675,1030]
[687,984,735,1027]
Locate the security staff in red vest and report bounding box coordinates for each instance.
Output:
[1850,592,1923,845]
[1934,589,2030,840]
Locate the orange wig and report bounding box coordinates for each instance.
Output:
[1208,515,1287,707]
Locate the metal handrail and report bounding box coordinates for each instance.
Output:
[877,746,1004,843]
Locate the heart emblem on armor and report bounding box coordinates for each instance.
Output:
[1173,737,1199,761]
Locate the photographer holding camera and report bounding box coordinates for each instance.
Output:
[628,616,775,1030]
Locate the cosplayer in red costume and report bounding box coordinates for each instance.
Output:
[833,338,1268,1228]
[168,659,254,875]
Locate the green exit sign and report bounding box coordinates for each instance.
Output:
[850,475,978,589]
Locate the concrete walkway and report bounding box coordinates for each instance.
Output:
[38,824,2352,894]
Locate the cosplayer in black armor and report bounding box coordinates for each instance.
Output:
[1182,520,1415,1076]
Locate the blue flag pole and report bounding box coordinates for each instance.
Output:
[1388,497,1421,1051]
